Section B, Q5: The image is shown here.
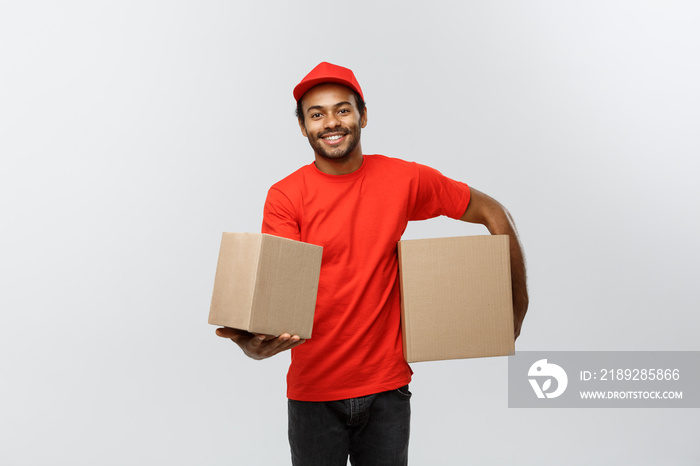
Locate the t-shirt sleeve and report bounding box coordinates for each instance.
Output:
[409,163,471,221]
[261,186,301,241]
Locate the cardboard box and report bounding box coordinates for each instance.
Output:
[208,233,322,339]
[398,235,515,363]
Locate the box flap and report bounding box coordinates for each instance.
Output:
[208,232,261,329]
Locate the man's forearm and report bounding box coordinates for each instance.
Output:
[501,212,528,340]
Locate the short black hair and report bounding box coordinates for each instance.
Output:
[296,89,366,124]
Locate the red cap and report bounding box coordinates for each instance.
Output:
[293,62,364,102]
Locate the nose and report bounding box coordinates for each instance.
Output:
[324,113,340,129]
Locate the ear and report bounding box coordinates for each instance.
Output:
[298,118,308,137]
[360,107,368,129]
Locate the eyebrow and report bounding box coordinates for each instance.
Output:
[306,101,353,115]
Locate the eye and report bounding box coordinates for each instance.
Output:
[338,108,350,114]
[311,112,322,119]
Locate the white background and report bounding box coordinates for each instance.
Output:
[1,1,698,464]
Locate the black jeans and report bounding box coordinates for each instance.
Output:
[288,385,412,466]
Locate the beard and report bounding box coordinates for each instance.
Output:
[306,126,362,161]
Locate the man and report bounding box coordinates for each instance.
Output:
[216,62,528,465]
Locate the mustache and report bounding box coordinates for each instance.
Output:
[316,129,350,138]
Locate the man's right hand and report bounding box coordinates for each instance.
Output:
[215,327,305,360]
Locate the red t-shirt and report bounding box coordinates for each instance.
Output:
[262,154,471,401]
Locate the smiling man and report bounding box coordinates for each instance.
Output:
[298,83,366,167]
[216,62,528,466]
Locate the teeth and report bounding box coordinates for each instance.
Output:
[324,135,342,141]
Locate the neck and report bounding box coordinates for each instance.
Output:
[314,146,364,175]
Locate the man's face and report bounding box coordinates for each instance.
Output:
[298,83,367,161]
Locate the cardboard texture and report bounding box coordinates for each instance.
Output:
[398,235,515,363]
[209,233,322,339]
